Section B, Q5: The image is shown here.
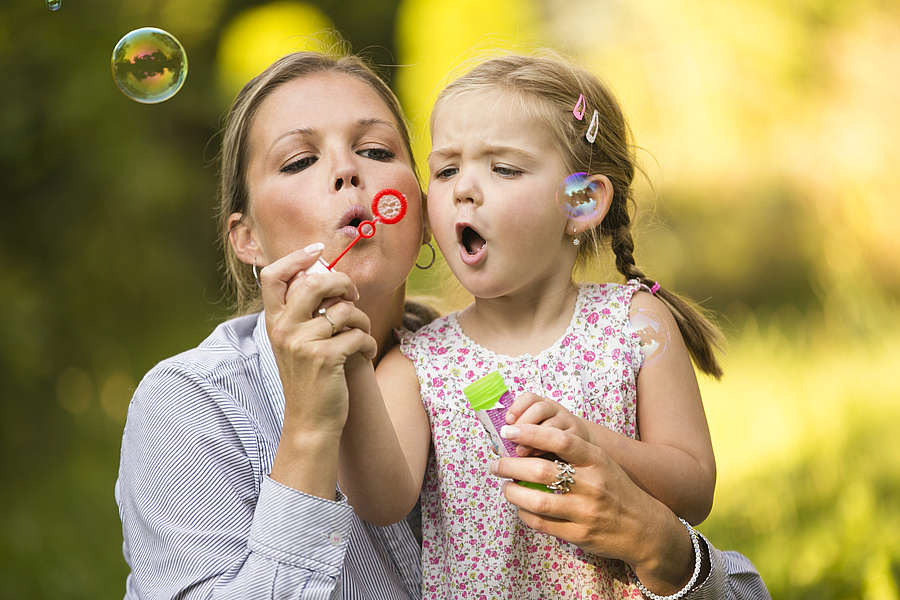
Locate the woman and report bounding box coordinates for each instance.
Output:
[116,48,769,599]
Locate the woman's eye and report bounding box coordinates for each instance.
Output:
[359,147,395,161]
[280,156,317,173]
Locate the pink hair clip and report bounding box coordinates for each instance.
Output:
[649,281,660,295]
[573,94,586,120]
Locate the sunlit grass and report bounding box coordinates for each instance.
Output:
[699,307,900,599]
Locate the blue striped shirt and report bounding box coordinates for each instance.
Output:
[116,311,769,600]
[116,312,421,599]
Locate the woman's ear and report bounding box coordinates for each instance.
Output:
[567,174,614,232]
[227,213,265,266]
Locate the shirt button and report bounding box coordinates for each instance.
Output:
[328,531,343,546]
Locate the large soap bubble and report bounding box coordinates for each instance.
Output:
[556,172,604,222]
[625,308,671,366]
[111,27,187,104]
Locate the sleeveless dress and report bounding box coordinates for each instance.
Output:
[398,282,645,599]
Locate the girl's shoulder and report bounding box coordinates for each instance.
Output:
[578,280,642,311]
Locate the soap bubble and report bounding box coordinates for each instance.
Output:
[111,27,187,104]
[556,172,603,222]
[625,308,671,366]
[47,0,61,10]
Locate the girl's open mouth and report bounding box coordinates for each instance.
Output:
[457,223,487,265]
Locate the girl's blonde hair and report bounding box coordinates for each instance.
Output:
[431,52,724,378]
[216,48,418,316]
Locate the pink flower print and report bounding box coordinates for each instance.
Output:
[604,325,614,336]
[436,347,447,355]
[583,350,595,362]
[587,312,599,324]
[555,362,565,372]
[459,348,470,355]
[432,377,444,388]
[602,308,611,315]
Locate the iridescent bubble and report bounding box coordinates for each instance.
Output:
[111,27,187,104]
[47,0,62,11]
[625,308,671,366]
[556,172,603,222]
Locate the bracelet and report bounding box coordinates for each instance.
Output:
[629,518,703,600]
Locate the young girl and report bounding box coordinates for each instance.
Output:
[369,52,724,598]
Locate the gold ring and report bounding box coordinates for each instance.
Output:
[317,307,337,337]
[547,460,575,494]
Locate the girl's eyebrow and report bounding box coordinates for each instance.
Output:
[429,144,535,163]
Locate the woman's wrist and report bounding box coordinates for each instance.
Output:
[629,518,704,599]
[629,511,705,598]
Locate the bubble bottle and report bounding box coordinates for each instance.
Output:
[463,372,550,492]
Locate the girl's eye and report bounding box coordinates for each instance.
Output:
[280,155,317,173]
[434,166,458,180]
[359,147,395,161]
[495,165,522,177]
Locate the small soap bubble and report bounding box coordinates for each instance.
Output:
[111,27,187,104]
[625,308,671,366]
[556,172,603,222]
[47,0,62,11]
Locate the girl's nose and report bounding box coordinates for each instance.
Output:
[453,171,482,206]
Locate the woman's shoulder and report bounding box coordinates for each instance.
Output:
[137,313,264,403]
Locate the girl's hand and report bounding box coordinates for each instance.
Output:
[260,246,376,437]
[490,424,701,596]
[504,393,592,456]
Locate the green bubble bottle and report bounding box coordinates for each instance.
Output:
[463,372,550,492]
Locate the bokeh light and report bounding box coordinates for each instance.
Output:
[216,2,337,101]
[46,0,61,11]
[111,27,188,104]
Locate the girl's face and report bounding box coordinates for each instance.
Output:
[241,72,423,297]
[427,90,575,300]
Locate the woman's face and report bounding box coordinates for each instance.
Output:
[240,71,423,297]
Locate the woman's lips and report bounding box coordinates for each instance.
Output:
[338,204,372,238]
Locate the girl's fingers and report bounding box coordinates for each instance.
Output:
[505,392,544,423]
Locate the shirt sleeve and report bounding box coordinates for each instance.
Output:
[117,362,354,600]
[686,534,772,600]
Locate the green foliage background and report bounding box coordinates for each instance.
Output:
[1,0,898,598]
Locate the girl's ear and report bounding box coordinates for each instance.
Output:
[566,174,614,232]
[227,213,265,266]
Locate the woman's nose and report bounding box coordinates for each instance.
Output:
[334,173,360,191]
[332,154,361,192]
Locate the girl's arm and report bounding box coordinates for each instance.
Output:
[337,345,430,527]
[508,291,716,525]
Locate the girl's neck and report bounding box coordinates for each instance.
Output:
[458,280,579,357]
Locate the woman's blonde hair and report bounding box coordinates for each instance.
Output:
[216,48,418,316]
[431,52,724,377]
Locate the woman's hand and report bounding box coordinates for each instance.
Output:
[504,393,592,456]
[491,423,704,596]
[261,245,377,497]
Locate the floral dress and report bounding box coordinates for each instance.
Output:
[398,282,645,599]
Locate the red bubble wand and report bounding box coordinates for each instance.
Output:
[323,189,408,271]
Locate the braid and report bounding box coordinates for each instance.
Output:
[608,207,725,379]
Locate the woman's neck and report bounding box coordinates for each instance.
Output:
[357,285,407,365]
[458,280,579,357]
